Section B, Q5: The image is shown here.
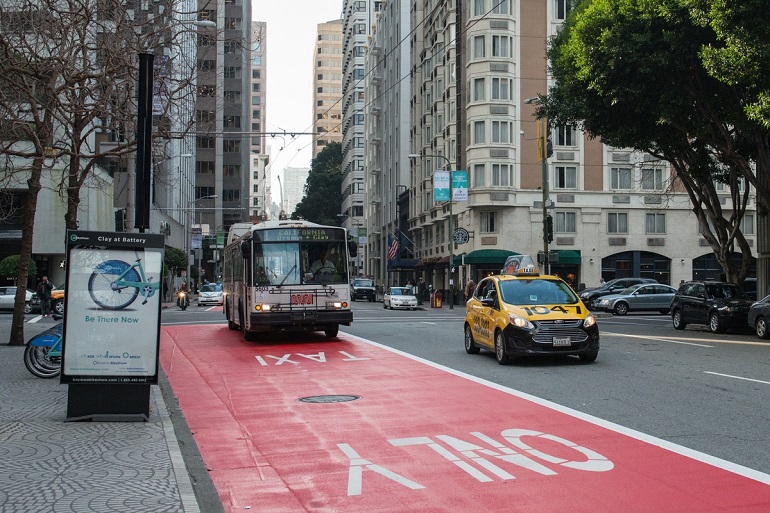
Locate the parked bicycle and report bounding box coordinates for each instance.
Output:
[88,255,160,310]
[24,314,63,378]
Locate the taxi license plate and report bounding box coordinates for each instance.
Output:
[552,337,571,346]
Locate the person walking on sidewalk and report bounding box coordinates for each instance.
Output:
[37,276,54,317]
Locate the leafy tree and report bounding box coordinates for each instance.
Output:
[0,255,37,281]
[543,0,762,283]
[292,142,343,225]
[164,247,188,276]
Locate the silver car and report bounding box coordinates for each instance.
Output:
[748,295,770,339]
[0,286,33,314]
[595,283,677,315]
[383,287,418,310]
[197,283,224,306]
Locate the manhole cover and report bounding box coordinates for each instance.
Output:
[298,395,361,404]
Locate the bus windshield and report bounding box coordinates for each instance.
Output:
[253,241,348,286]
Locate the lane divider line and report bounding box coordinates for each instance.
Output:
[704,371,770,386]
[601,331,713,347]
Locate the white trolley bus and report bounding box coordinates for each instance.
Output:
[222,219,356,340]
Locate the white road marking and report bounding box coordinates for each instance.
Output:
[340,331,770,486]
[704,371,770,386]
[602,331,713,347]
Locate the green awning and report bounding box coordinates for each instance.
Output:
[462,249,518,265]
[452,253,465,266]
[553,250,581,265]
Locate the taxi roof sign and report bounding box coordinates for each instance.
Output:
[501,254,540,276]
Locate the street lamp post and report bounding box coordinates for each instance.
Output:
[524,97,551,274]
[409,153,455,309]
[187,194,217,288]
[337,213,363,277]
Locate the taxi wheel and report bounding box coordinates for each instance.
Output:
[464,324,480,354]
[494,330,512,365]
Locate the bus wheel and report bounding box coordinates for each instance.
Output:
[228,320,238,330]
[324,325,339,338]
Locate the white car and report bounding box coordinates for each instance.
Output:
[383,287,418,310]
[0,286,33,314]
[197,283,224,306]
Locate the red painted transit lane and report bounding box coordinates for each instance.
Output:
[160,325,770,513]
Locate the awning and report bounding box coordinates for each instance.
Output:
[436,256,450,264]
[552,250,581,265]
[463,249,518,265]
[387,258,419,270]
[453,253,465,266]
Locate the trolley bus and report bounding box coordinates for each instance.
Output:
[222,219,356,340]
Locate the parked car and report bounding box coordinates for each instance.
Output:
[747,294,770,339]
[197,283,224,306]
[0,286,33,314]
[383,287,418,310]
[670,281,754,333]
[579,278,658,310]
[742,277,758,301]
[30,287,64,315]
[594,283,678,315]
[350,278,376,302]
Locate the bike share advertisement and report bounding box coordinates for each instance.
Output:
[61,231,164,385]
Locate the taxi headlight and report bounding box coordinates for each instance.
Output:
[583,314,596,328]
[508,314,534,330]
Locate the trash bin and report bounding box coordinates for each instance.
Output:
[431,290,443,308]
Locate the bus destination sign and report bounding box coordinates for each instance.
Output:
[258,228,343,242]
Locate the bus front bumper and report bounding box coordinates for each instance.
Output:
[247,309,353,333]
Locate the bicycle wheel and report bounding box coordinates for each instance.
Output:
[24,344,61,378]
[88,260,140,310]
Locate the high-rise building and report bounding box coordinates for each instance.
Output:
[363,0,757,298]
[280,167,311,218]
[312,19,344,157]
[365,1,410,287]
[194,0,253,241]
[339,1,380,269]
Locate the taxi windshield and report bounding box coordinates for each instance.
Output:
[499,278,579,305]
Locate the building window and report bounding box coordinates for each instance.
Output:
[223,116,241,128]
[491,164,511,186]
[252,83,260,92]
[641,167,664,190]
[251,96,261,105]
[555,211,576,233]
[610,167,632,190]
[645,213,666,234]
[223,140,241,153]
[354,114,364,125]
[224,40,239,54]
[555,125,576,146]
[474,0,486,16]
[196,136,215,149]
[197,85,216,97]
[222,164,240,177]
[473,36,485,58]
[223,66,241,79]
[473,164,485,187]
[473,78,485,101]
[223,91,241,103]
[196,110,216,123]
[492,0,510,14]
[252,109,260,118]
[481,211,497,233]
[491,77,511,100]
[473,121,485,144]
[196,161,215,174]
[199,59,216,71]
[607,212,628,234]
[252,69,260,79]
[740,214,754,235]
[195,187,215,198]
[223,189,241,202]
[554,165,577,189]
[491,35,511,57]
[491,121,511,143]
[555,0,576,20]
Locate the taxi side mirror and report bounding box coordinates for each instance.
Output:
[480,297,495,307]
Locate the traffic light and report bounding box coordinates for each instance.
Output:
[115,208,126,232]
[545,215,554,243]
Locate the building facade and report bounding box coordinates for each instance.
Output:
[312,19,344,157]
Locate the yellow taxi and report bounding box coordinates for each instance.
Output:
[464,255,599,364]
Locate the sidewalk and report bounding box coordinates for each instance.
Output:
[0,317,222,513]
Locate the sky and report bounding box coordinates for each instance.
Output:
[252,1,343,192]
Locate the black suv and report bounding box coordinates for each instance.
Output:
[579,278,657,310]
[350,278,376,302]
[671,281,754,333]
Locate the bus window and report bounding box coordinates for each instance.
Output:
[254,243,302,286]
[302,242,347,284]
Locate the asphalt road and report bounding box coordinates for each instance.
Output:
[6,301,769,477]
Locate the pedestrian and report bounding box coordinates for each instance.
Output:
[465,279,476,301]
[37,276,54,317]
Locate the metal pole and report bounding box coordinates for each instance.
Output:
[448,160,454,310]
[541,118,550,275]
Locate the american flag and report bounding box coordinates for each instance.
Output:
[387,234,400,260]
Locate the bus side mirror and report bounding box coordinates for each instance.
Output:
[348,239,358,257]
[240,240,251,259]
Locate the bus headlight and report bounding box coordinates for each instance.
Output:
[326,301,346,309]
[255,304,272,312]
